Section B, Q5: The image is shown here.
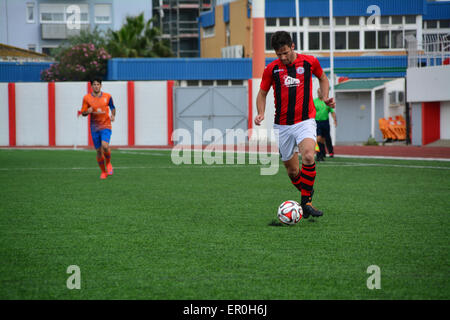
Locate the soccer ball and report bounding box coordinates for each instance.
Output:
[277,200,303,225]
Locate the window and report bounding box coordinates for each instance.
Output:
[203,26,215,38]
[95,4,112,24]
[216,80,229,86]
[380,16,389,25]
[427,20,437,29]
[335,17,346,26]
[26,3,35,23]
[266,18,276,26]
[391,30,403,48]
[348,31,359,49]
[392,16,402,25]
[440,20,450,28]
[378,31,389,49]
[40,4,88,23]
[292,32,303,51]
[309,32,320,50]
[309,17,319,26]
[279,17,290,26]
[187,80,199,86]
[42,47,54,55]
[322,17,329,26]
[404,30,417,47]
[335,31,346,49]
[321,32,330,50]
[365,31,376,49]
[28,44,36,52]
[265,32,274,50]
[405,15,416,24]
[202,80,214,86]
[348,16,359,25]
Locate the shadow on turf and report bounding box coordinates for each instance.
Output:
[268,219,316,227]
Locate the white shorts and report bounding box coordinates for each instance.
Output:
[274,118,317,162]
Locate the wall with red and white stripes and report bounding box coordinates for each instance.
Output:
[1,81,175,148]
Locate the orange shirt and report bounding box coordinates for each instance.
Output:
[82,92,114,131]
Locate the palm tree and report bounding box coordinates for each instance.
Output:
[107,13,173,58]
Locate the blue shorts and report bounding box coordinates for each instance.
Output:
[91,128,112,149]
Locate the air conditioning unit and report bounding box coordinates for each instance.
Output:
[221,45,243,58]
[389,91,405,105]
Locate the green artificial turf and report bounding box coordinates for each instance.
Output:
[0,149,448,299]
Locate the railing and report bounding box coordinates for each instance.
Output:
[407,33,450,68]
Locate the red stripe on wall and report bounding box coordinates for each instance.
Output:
[48,82,56,146]
[8,83,16,146]
[127,81,135,146]
[167,80,174,147]
[248,79,253,131]
[87,82,93,147]
[422,102,440,145]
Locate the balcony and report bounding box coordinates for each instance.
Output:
[41,23,90,40]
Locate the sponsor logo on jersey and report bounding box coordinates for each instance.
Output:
[283,75,301,87]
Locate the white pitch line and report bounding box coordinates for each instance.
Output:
[0,162,449,171]
[333,154,450,162]
[319,162,450,170]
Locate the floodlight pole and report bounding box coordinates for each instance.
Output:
[295,0,301,50]
[329,0,336,144]
[329,0,334,99]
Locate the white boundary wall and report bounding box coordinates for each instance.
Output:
[441,101,450,140]
[55,82,88,146]
[0,84,9,146]
[0,81,170,147]
[16,83,49,146]
[135,81,168,146]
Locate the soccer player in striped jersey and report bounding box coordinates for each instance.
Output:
[255,31,336,218]
[81,78,116,180]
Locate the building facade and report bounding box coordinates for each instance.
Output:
[199,0,450,59]
[0,0,152,55]
[152,0,212,57]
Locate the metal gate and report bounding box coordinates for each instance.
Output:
[174,86,248,145]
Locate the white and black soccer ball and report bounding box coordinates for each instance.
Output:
[277,200,303,225]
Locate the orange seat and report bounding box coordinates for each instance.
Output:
[378,118,396,141]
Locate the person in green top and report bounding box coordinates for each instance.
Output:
[314,88,337,161]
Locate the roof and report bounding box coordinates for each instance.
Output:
[334,79,393,91]
[423,1,450,20]
[0,43,52,62]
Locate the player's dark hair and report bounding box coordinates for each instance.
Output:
[90,78,102,85]
[271,31,293,51]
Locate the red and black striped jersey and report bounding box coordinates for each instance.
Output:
[260,53,324,125]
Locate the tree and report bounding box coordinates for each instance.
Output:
[106,13,173,58]
[41,44,111,81]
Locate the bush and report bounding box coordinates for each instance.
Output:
[41,44,111,82]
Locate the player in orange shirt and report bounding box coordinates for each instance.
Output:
[81,78,116,179]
